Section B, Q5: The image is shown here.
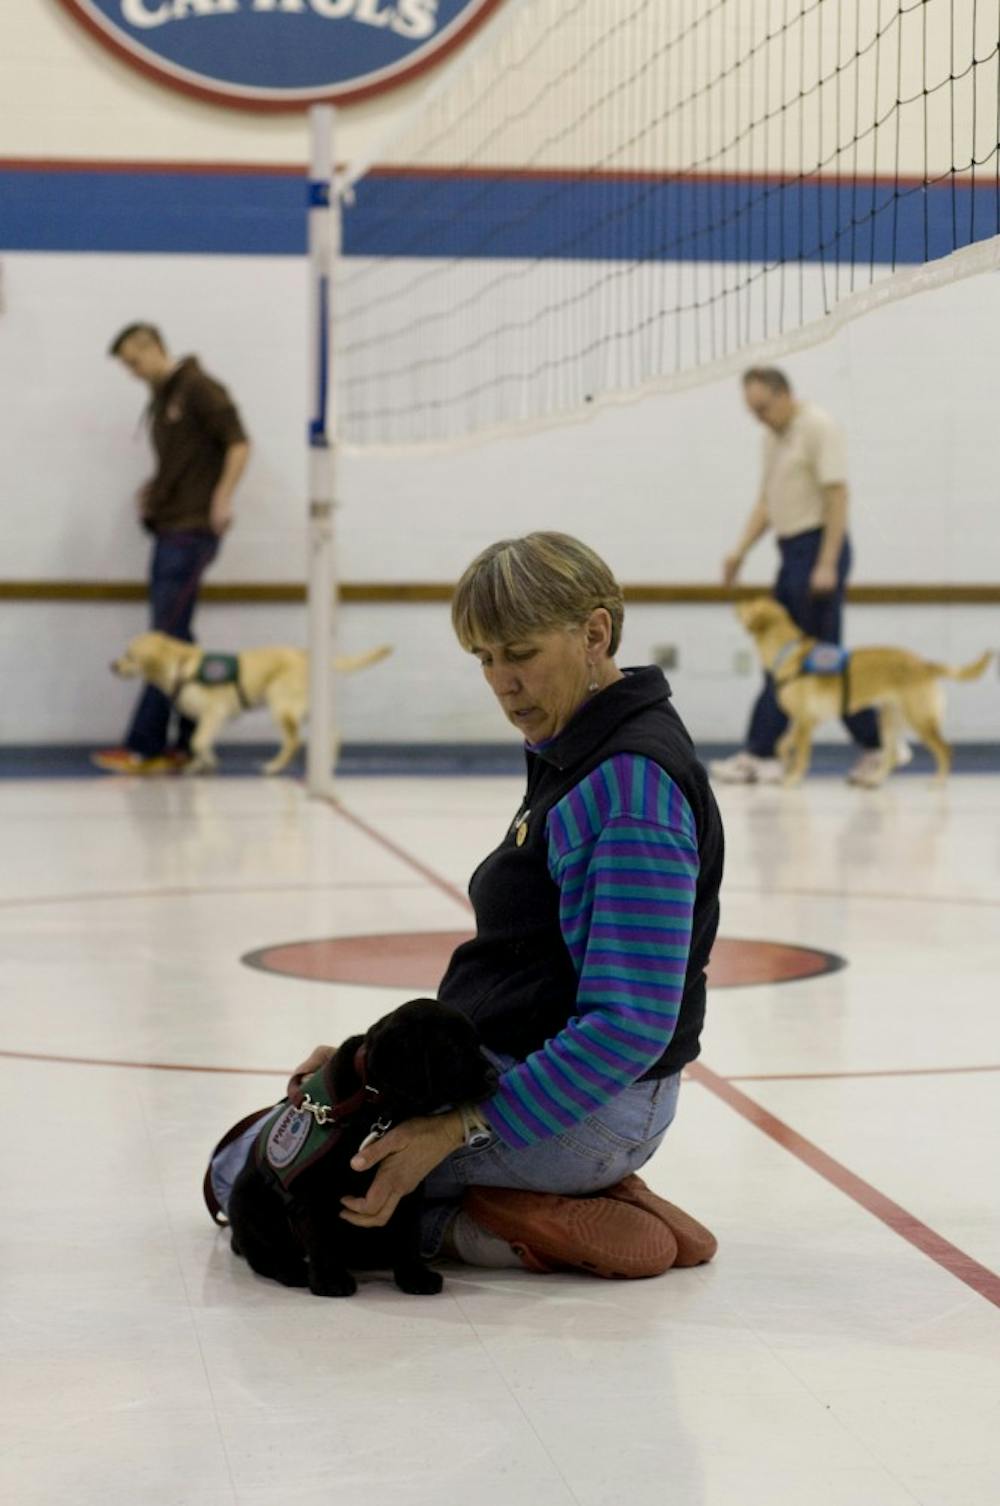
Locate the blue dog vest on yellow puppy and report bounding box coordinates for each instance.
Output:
[773,639,851,680]
[773,640,852,717]
[802,643,850,676]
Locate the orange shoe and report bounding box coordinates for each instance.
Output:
[463,1186,679,1280]
[91,747,185,775]
[602,1174,717,1267]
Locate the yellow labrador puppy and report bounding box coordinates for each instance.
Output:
[112,631,391,775]
[737,598,991,787]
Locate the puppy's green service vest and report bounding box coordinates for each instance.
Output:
[196,653,242,687]
[254,1058,384,1193]
[171,652,250,710]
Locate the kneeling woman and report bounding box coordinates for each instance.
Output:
[302,532,724,1277]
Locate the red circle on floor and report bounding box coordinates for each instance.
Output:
[242,932,844,990]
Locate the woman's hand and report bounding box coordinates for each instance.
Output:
[286,1044,336,1104]
[339,1111,465,1229]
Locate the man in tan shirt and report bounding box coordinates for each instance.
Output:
[711,366,886,786]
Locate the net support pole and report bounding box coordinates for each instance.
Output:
[305,104,338,798]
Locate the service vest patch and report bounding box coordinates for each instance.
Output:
[254,1063,343,1193]
[196,653,241,687]
[264,1102,313,1171]
[803,643,850,677]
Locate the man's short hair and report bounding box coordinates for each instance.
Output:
[109,323,165,358]
[742,366,791,395]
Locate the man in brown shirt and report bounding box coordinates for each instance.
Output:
[93,323,250,774]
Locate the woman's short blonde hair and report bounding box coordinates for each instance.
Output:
[451,532,624,656]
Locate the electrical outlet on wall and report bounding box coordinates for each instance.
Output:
[733,649,754,675]
[653,644,679,670]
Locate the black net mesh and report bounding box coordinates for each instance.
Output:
[335,0,1000,445]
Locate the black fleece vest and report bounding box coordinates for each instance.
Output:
[437,667,724,1076]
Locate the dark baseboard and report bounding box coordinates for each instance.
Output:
[1,742,998,779]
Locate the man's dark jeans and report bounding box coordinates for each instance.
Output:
[745,528,880,758]
[125,529,219,757]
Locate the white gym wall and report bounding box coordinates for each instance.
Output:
[1,0,996,745]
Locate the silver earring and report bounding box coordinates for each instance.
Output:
[587,666,599,692]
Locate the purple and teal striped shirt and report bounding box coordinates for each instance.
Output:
[481,753,699,1149]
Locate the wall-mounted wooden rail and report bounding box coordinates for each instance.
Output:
[2,581,999,606]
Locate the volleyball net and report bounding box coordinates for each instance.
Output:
[333,0,1000,449]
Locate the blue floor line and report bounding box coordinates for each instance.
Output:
[1,743,999,779]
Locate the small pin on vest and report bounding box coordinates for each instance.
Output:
[515,816,529,847]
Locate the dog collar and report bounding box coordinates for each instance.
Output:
[299,1045,381,1126]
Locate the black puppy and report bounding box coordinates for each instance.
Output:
[226,999,496,1297]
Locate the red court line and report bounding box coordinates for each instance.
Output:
[0,1049,282,1077]
[0,797,468,1084]
[687,1061,1000,1308]
[0,878,420,911]
[7,1046,995,1096]
[328,796,473,911]
[327,797,1000,1308]
[729,1065,1000,1082]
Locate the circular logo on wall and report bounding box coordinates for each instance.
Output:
[58,0,506,110]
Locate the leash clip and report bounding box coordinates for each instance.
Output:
[299,1093,335,1126]
[357,1117,393,1154]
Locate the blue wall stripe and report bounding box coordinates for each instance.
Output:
[0,169,306,256]
[348,172,1000,267]
[1,166,997,263]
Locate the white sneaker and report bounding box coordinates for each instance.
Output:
[847,742,912,788]
[847,750,885,787]
[709,751,784,785]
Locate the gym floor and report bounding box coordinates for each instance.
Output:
[1,769,998,1506]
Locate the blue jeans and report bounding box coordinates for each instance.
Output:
[125,530,219,757]
[419,1054,682,1258]
[746,529,880,757]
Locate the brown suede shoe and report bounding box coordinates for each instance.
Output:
[463,1186,679,1279]
[603,1174,717,1266]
